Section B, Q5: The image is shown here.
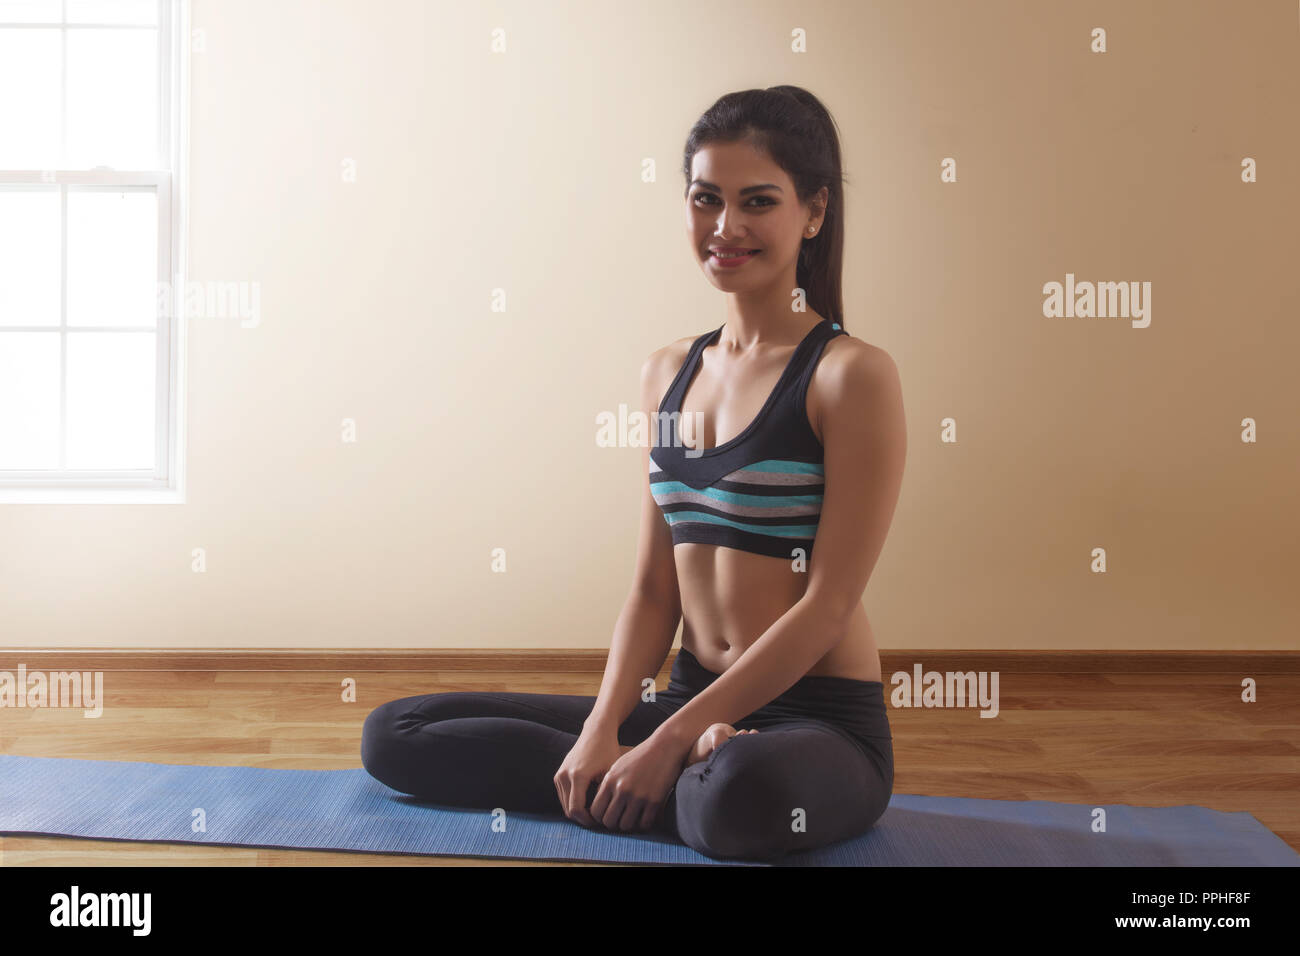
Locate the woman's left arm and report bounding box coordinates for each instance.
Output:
[650,341,908,757]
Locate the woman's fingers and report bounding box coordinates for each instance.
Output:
[637,798,662,832]
[559,772,595,827]
[590,774,612,822]
[616,797,646,832]
[572,776,598,827]
[598,786,626,830]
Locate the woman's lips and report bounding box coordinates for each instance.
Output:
[710,249,761,267]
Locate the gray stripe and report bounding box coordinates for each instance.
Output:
[721,467,825,486]
[650,489,822,518]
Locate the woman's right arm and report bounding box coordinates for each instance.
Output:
[586,348,683,733]
[554,348,684,825]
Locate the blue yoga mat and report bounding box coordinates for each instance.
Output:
[0,755,1295,866]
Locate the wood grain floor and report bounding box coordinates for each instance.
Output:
[1,659,1296,865]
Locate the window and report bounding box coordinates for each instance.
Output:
[0,0,188,503]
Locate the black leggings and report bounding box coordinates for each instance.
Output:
[360,646,894,861]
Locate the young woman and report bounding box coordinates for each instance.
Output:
[361,86,907,862]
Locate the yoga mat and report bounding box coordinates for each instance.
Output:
[1,755,1295,866]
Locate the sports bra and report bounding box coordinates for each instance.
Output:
[648,317,847,560]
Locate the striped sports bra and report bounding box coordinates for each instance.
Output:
[648,317,847,560]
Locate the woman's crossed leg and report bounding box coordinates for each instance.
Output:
[360,691,890,861]
[360,689,670,814]
[672,718,893,860]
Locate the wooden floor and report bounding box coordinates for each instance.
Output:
[1,663,1297,865]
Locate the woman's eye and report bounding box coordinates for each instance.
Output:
[692,194,774,207]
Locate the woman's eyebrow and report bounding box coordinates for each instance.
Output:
[689,180,783,195]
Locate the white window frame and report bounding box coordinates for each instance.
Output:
[0,0,190,504]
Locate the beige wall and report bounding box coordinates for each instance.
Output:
[3,0,1297,649]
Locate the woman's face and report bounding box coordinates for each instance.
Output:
[686,140,825,291]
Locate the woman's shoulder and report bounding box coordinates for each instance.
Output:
[654,329,702,362]
[820,326,898,380]
[809,328,902,429]
[807,330,904,447]
[640,331,702,412]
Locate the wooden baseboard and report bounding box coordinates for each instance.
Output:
[0,649,1296,672]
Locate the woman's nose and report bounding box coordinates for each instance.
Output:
[712,208,747,240]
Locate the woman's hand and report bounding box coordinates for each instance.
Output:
[589,733,692,832]
[554,729,626,828]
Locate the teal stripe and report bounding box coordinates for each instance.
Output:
[664,512,818,537]
[740,459,824,475]
[649,480,822,508]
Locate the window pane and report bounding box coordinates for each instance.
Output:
[0,331,61,468]
[66,0,158,25]
[0,188,61,328]
[65,330,155,468]
[0,28,61,167]
[66,27,158,168]
[0,0,61,24]
[67,188,157,328]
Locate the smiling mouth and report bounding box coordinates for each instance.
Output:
[711,249,761,259]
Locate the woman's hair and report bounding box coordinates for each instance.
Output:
[682,86,849,331]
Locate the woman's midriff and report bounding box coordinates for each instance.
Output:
[674,543,882,682]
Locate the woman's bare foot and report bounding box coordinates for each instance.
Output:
[684,722,759,767]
